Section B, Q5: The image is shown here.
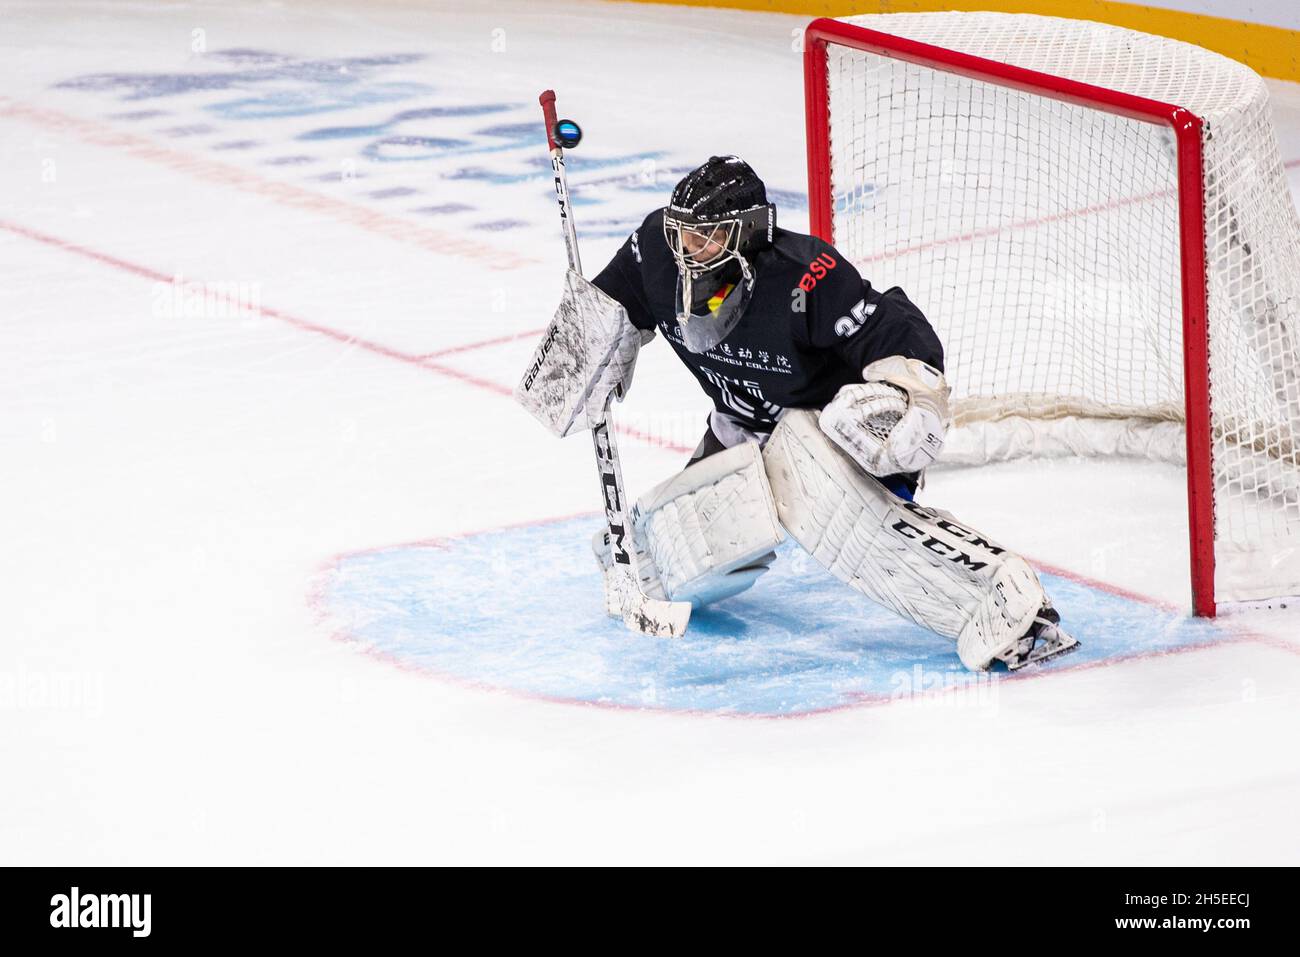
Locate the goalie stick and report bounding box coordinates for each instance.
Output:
[537,90,690,638]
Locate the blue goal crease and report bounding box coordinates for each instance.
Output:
[314,517,1229,717]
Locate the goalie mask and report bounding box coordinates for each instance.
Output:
[663,156,775,354]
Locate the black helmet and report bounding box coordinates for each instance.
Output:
[662,157,776,353]
[664,156,775,270]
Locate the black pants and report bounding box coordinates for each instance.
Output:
[685,418,737,466]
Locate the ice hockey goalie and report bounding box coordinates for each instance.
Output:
[525,155,1078,671]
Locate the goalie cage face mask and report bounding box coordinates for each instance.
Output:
[663,156,775,354]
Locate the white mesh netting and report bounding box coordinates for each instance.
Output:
[821,12,1300,604]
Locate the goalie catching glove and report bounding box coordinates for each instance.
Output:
[819,355,951,476]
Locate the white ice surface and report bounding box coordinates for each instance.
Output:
[2,0,1299,864]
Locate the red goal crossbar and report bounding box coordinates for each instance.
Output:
[803,17,1217,616]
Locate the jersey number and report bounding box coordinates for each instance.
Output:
[834,298,877,338]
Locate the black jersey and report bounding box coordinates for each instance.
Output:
[592,208,943,432]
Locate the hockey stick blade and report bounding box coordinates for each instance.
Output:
[624,596,691,639]
[606,565,691,638]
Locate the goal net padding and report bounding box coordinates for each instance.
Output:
[805,12,1300,614]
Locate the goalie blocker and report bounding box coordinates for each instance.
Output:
[514,268,651,437]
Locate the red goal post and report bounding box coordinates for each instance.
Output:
[802,16,1218,615]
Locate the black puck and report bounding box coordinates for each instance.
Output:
[553,119,582,149]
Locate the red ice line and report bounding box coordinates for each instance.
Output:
[0,219,691,456]
[417,329,547,359]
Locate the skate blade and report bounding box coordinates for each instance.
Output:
[1004,633,1080,671]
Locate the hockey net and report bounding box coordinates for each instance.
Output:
[805,12,1300,614]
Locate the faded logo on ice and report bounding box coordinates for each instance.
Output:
[51,49,720,238]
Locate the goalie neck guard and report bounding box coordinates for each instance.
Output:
[663,156,775,354]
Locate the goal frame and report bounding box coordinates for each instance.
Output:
[803,16,1217,616]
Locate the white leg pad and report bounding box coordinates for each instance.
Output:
[763,410,1048,670]
[633,441,785,607]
